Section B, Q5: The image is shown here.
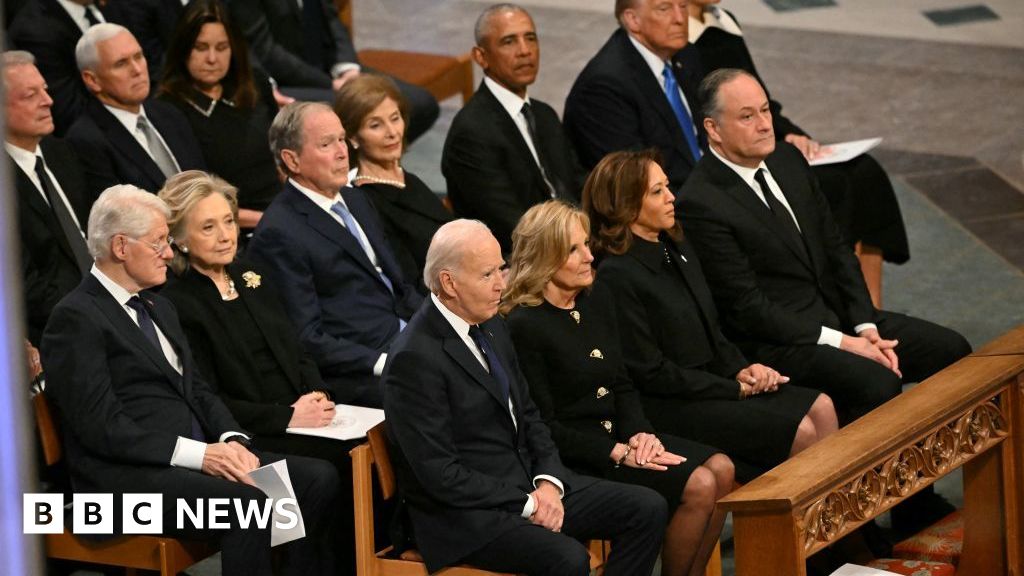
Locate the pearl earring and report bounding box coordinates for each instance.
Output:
[180,245,189,254]
[351,141,359,149]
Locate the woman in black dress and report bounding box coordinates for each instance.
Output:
[334,75,451,293]
[688,0,909,307]
[504,200,732,576]
[157,171,362,575]
[158,0,281,233]
[583,150,839,482]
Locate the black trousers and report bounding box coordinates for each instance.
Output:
[757,310,972,424]
[143,452,339,576]
[461,479,667,576]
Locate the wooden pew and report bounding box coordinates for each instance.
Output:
[720,325,1024,575]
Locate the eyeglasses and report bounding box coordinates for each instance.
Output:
[124,235,174,255]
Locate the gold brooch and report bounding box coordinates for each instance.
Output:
[242,271,261,289]
[596,386,609,398]
[570,311,580,324]
[601,420,613,433]
[589,349,603,359]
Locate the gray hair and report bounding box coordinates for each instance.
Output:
[1,50,36,93]
[474,3,529,46]
[268,101,335,174]
[75,23,132,72]
[424,219,493,294]
[87,185,170,260]
[699,68,756,122]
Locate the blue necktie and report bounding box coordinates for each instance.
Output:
[469,325,510,403]
[126,296,206,442]
[662,62,702,162]
[330,201,395,295]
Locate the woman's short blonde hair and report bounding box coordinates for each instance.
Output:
[500,200,590,315]
[157,170,239,275]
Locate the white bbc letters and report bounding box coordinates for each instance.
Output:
[122,494,163,534]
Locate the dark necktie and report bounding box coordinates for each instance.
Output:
[136,116,179,178]
[662,62,702,163]
[755,169,807,253]
[468,325,510,403]
[126,296,206,442]
[520,102,562,199]
[35,156,91,272]
[84,5,101,27]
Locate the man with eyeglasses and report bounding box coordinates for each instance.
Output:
[41,185,341,576]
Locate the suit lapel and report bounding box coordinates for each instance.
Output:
[478,83,548,197]
[233,267,303,391]
[286,185,383,280]
[9,154,81,265]
[89,101,166,187]
[766,153,823,274]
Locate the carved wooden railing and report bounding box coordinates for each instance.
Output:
[720,325,1024,576]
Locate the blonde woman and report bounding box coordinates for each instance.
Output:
[504,200,732,576]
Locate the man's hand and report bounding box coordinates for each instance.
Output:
[272,86,295,108]
[25,340,42,381]
[858,328,902,378]
[528,480,564,532]
[736,363,788,394]
[201,441,261,485]
[331,69,360,91]
[289,392,336,428]
[784,134,823,161]
[840,334,899,375]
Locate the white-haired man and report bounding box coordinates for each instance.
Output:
[382,219,666,575]
[41,185,339,576]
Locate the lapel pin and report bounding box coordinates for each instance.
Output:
[242,271,261,289]
[570,311,581,324]
[589,349,604,359]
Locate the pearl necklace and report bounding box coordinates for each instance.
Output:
[353,169,405,189]
[222,271,237,300]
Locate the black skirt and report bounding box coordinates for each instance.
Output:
[603,433,720,505]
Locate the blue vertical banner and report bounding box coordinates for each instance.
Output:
[0,33,44,575]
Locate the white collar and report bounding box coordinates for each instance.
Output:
[484,76,531,120]
[289,177,341,211]
[4,141,41,175]
[627,33,672,85]
[710,145,768,188]
[91,264,137,307]
[103,103,149,135]
[430,292,473,339]
[689,6,743,43]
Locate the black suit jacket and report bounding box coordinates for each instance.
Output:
[65,98,206,199]
[161,260,324,435]
[121,0,188,86]
[564,28,706,190]
[247,183,422,392]
[230,0,356,90]
[596,235,747,401]
[383,299,589,572]
[9,0,130,136]
[11,137,91,345]
[442,81,584,252]
[678,144,877,357]
[40,274,244,495]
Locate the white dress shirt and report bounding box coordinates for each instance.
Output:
[91,266,246,471]
[290,178,390,375]
[5,141,84,232]
[484,76,545,169]
[627,33,699,139]
[56,0,105,33]
[708,147,876,346]
[103,104,182,172]
[429,294,564,517]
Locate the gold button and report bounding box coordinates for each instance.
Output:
[601,420,613,433]
[589,349,604,359]
[596,387,609,399]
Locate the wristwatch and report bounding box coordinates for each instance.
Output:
[223,434,252,448]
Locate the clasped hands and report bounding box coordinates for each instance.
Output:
[736,363,789,398]
[288,391,336,428]
[201,440,260,486]
[841,328,901,377]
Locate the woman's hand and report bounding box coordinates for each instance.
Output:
[736,363,789,395]
[288,392,335,428]
[611,437,685,471]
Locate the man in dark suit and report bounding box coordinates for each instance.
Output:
[442,4,584,252]
[230,0,439,142]
[565,0,705,190]
[679,69,971,424]
[3,52,91,346]
[8,0,130,136]
[40,185,339,576]
[248,102,422,407]
[383,219,666,575]
[65,24,205,200]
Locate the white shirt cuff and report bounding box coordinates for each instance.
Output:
[219,431,249,443]
[331,62,361,78]
[818,326,844,348]
[854,323,877,334]
[373,353,387,377]
[170,437,207,471]
[521,493,535,518]
[520,475,565,518]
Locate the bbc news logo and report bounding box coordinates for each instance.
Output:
[23,494,299,534]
